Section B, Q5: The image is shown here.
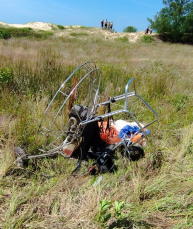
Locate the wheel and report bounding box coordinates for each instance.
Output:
[121,143,144,161]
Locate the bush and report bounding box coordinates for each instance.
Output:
[0,28,11,39]
[123,26,137,33]
[140,35,154,43]
[0,27,53,40]
[57,25,65,30]
[6,27,32,37]
[0,68,13,84]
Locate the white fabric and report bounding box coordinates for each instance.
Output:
[113,119,144,132]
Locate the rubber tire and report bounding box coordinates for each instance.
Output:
[128,143,144,161]
[121,143,144,161]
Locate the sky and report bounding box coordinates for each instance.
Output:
[0,0,165,32]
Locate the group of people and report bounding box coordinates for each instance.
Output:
[101,19,113,31]
[145,27,153,34]
[100,21,153,34]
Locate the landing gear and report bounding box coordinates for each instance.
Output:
[121,143,144,161]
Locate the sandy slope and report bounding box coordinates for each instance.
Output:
[0,21,57,30]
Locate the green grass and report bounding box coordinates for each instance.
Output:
[0,28,193,228]
[70,32,88,37]
[79,26,92,29]
[114,36,128,42]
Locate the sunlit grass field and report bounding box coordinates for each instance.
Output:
[1,30,193,228]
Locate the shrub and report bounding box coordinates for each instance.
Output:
[6,27,32,37]
[123,26,137,33]
[0,68,13,84]
[0,28,11,39]
[140,35,154,43]
[57,25,65,30]
[0,27,53,40]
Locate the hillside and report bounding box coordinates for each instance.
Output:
[0,21,149,42]
[0,21,193,229]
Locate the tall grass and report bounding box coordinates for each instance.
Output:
[0,30,193,228]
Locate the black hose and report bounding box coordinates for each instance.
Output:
[71,148,83,174]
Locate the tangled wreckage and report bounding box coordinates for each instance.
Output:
[15,61,158,175]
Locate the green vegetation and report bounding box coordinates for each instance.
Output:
[94,198,111,224]
[70,32,88,37]
[114,36,128,42]
[79,26,92,29]
[0,27,53,39]
[0,68,13,84]
[123,26,137,33]
[140,35,155,43]
[148,0,193,43]
[57,24,65,30]
[1,27,193,228]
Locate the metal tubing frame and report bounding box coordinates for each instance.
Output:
[38,61,101,136]
[33,69,158,159]
[80,77,158,150]
[81,77,158,127]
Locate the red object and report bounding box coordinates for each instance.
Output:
[98,121,121,145]
[89,166,97,175]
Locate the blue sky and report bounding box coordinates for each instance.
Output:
[0,0,164,32]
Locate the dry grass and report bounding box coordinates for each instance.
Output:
[1,28,193,228]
